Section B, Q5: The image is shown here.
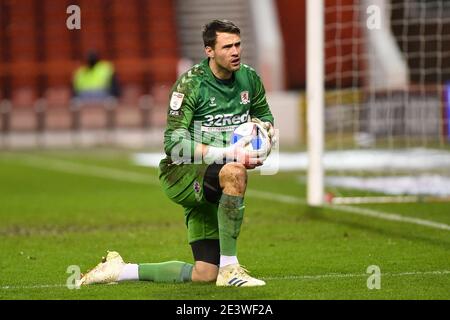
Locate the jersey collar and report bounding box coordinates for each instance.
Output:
[204,58,236,86]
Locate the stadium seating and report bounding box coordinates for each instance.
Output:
[0,0,178,131]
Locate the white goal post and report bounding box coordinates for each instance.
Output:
[307,0,325,206]
[306,0,450,206]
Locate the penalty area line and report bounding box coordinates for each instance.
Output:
[324,203,450,231]
[0,284,67,290]
[248,190,450,231]
[16,155,159,185]
[263,270,450,281]
[14,155,450,232]
[1,270,449,290]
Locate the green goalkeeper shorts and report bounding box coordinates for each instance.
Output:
[158,157,224,244]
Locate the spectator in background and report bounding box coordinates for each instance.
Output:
[72,50,120,101]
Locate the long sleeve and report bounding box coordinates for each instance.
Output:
[163,72,202,162]
[249,72,274,125]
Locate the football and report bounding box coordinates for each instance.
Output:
[231,122,270,152]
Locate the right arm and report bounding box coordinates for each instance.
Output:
[163,78,201,162]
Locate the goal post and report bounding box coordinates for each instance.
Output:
[306,0,450,206]
[307,0,325,206]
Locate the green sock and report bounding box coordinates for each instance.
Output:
[138,261,193,283]
[217,194,245,256]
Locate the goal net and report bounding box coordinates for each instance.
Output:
[307,0,450,205]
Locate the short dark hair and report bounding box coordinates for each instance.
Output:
[202,19,240,48]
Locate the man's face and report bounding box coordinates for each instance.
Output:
[206,32,241,73]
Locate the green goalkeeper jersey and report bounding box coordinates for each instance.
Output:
[163,58,274,164]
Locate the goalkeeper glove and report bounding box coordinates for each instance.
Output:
[251,118,276,154]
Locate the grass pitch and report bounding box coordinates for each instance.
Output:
[0,149,449,300]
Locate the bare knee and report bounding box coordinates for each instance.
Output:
[192,261,218,282]
[219,163,247,196]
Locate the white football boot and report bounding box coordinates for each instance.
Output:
[216,264,266,287]
[78,251,125,286]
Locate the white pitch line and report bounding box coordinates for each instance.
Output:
[263,270,450,281]
[247,190,307,205]
[18,155,159,185]
[247,190,450,231]
[11,155,450,232]
[325,204,450,231]
[2,270,449,290]
[0,284,66,290]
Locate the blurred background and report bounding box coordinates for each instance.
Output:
[0,0,295,149]
[1,0,449,150]
[1,0,450,200]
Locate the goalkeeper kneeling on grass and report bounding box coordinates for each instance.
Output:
[80,19,275,287]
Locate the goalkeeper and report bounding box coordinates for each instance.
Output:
[80,19,275,287]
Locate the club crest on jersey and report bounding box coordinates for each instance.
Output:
[209,97,217,107]
[240,91,250,105]
[170,92,184,110]
[193,180,201,201]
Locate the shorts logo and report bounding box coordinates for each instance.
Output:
[193,181,201,201]
[170,92,184,110]
[240,91,250,105]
